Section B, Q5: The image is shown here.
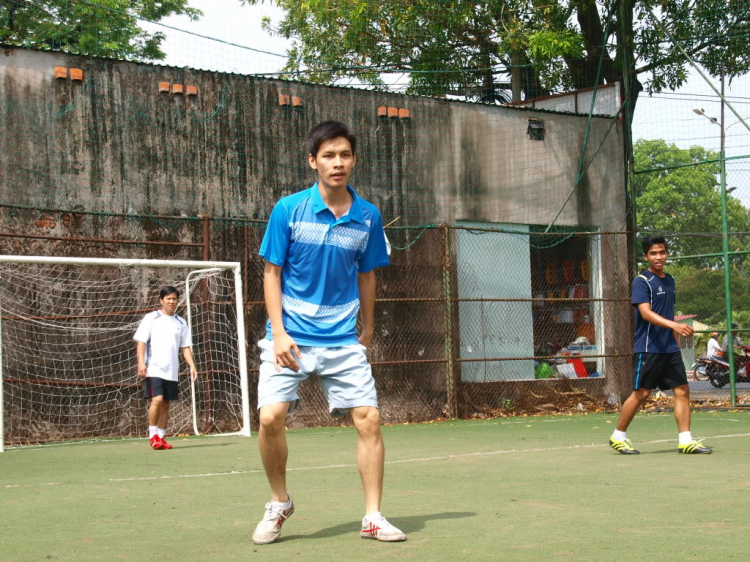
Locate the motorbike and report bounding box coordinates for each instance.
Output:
[693,345,750,388]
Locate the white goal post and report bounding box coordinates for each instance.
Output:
[0,256,251,452]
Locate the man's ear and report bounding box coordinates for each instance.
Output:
[308,153,317,170]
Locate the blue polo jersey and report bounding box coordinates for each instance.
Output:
[259,183,390,347]
[632,270,680,354]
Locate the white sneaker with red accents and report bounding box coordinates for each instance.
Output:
[360,514,407,542]
[252,495,294,545]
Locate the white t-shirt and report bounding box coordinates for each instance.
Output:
[707,338,722,360]
[133,310,192,382]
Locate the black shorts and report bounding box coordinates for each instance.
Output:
[143,377,179,401]
[632,352,688,391]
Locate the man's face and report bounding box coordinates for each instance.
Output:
[308,137,356,190]
[644,243,668,273]
[160,293,178,315]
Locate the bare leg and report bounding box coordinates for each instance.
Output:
[672,384,691,433]
[616,388,652,432]
[148,395,163,427]
[158,400,170,431]
[351,406,384,515]
[258,402,291,503]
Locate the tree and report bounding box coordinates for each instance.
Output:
[0,0,201,60]
[249,0,750,107]
[633,139,750,265]
[668,263,750,326]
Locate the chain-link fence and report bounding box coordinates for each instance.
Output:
[0,206,633,431]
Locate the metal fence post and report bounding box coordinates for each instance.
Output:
[442,224,457,418]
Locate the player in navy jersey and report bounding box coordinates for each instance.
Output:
[609,235,712,455]
[251,121,406,545]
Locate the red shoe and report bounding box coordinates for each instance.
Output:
[149,435,164,450]
[160,436,173,450]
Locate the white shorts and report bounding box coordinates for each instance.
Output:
[257,339,379,417]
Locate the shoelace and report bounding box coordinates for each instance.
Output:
[263,502,288,522]
[366,516,390,528]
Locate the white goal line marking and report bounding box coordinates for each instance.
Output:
[108,431,750,483]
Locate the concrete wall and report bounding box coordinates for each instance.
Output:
[1,48,626,231]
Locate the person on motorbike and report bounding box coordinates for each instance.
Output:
[722,323,745,354]
[707,332,722,361]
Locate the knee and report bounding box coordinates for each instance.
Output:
[628,390,647,403]
[258,407,286,434]
[151,395,163,407]
[353,408,381,438]
[673,384,690,399]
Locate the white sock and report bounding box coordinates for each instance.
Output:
[273,496,292,508]
[364,511,382,522]
[612,430,627,441]
[157,428,166,439]
[148,426,158,438]
[679,431,693,445]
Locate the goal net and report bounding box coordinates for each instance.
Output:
[0,256,250,451]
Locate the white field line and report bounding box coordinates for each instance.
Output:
[107,431,750,483]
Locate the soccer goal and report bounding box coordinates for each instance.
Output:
[0,256,251,451]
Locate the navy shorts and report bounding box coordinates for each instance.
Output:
[143,377,179,401]
[632,352,688,391]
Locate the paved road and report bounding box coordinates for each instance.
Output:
[672,380,750,401]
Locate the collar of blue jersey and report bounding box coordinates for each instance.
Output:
[310,182,364,224]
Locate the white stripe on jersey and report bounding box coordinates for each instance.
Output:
[289,221,370,252]
[282,294,360,323]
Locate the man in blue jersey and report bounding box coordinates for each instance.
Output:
[609,235,712,455]
[252,121,407,545]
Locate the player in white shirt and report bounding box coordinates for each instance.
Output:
[134,286,198,450]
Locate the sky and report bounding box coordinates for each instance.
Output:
[141,0,750,204]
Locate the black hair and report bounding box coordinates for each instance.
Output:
[159,286,180,300]
[307,121,356,158]
[641,234,668,254]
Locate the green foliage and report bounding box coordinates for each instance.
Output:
[633,139,750,264]
[248,0,750,103]
[0,0,201,60]
[669,263,750,325]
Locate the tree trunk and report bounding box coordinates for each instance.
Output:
[510,51,521,102]
[480,45,495,103]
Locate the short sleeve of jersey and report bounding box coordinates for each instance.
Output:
[179,317,192,348]
[631,276,650,305]
[358,212,390,273]
[259,201,291,266]
[133,314,152,343]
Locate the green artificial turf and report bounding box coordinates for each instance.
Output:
[2,411,750,561]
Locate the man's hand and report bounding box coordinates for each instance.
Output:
[137,363,147,377]
[190,366,198,383]
[358,332,372,349]
[274,332,301,372]
[673,322,694,337]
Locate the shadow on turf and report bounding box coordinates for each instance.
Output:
[281,511,476,541]
[172,442,235,449]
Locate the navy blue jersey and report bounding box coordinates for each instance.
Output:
[631,270,679,354]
